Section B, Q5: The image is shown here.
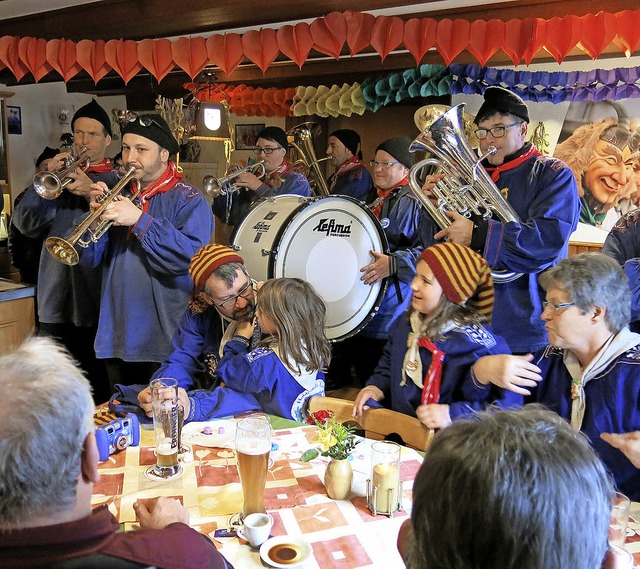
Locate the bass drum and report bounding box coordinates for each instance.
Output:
[231,195,388,342]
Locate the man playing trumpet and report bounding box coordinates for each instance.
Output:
[422,87,579,354]
[12,99,114,403]
[83,114,215,394]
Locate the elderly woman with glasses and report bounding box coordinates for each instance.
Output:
[469,252,640,500]
[212,126,311,227]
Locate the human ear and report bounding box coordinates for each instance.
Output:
[81,432,101,484]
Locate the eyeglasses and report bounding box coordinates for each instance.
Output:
[542,301,576,313]
[207,280,254,310]
[253,146,283,155]
[369,160,400,168]
[474,123,521,140]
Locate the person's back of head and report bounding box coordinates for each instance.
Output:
[407,406,612,569]
[0,337,94,529]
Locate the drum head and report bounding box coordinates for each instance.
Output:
[272,196,388,342]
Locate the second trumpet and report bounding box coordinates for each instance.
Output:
[203,160,265,197]
[33,147,91,199]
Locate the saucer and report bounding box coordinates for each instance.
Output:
[259,535,312,568]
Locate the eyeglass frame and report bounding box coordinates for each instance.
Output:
[473,122,522,140]
[253,146,284,155]
[204,278,255,310]
[369,159,400,168]
[542,301,576,313]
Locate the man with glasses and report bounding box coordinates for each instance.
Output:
[81,114,215,393]
[212,126,311,227]
[423,87,579,354]
[137,244,262,415]
[12,99,116,403]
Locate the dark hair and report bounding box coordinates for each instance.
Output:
[406,406,612,569]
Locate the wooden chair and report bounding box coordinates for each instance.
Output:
[308,396,434,452]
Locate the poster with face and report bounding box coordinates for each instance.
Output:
[554,100,640,229]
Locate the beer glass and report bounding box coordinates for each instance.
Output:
[151,378,181,478]
[235,414,271,517]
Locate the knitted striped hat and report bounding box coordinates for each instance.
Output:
[419,243,494,319]
[189,244,244,292]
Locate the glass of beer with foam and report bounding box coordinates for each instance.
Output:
[151,378,181,478]
[235,414,272,517]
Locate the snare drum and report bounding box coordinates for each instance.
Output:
[231,195,388,341]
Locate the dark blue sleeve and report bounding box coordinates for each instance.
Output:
[366,316,404,397]
[602,211,640,266]
[624,259,640,326]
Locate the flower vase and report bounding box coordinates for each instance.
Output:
[324,458,352,500]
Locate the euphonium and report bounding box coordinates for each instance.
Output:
[286,122,331,196]
[408,103,523,284]
[202,160,266,197]
[33,147,91,199]
[46,166,139,266]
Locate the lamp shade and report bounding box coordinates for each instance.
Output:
[191,100,232,141]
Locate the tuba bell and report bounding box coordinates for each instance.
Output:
[408,103,523,284]
[33,147,91,199]
[286,122,331,196]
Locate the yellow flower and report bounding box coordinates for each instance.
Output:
[316,428,337,452]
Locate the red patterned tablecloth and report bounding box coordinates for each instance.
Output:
[626,502,640,568]
[93,420,423,569]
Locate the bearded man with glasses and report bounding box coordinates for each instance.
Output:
[422,87,580,355]
[212,126,311,227]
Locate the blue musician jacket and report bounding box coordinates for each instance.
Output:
[480,148,579,353]
[12,169,119,327]
[79,175,215,362]
[365,313,521,420]
[212,169,311,226]
[187,339,325,423]
[328,162,376,205]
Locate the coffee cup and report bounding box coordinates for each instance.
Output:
[237,512,273,547]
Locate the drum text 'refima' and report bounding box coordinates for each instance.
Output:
[312,218,353,237]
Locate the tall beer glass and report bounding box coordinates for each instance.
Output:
[235,414,271,517]
[151,378,180,478]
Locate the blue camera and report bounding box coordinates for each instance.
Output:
[95,413,140,461]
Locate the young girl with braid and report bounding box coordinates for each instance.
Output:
[181,277,332,423]
[352,242,520,430]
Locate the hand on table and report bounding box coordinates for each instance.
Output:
[134,497,189,529]
[601,431,640,469]
[416,403,451,429]
[472,354,542,395]
[352,385,384,418]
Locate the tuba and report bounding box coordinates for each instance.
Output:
[33,147,91,199]
[202,160,266,197]
[46,166,139,266]
[408,103,523,284]
[286,122,331,196]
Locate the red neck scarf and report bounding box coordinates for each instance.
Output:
[484,146,541,183]
[87,158,112,174]
[417,337,445,405]
[330,157,366,191]
[138,162,183,213]
[370,176,409,219]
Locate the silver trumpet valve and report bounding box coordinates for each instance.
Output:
[203,160,266,197]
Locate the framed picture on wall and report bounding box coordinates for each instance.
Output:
[235,123,264,150]
[7,106,22,135]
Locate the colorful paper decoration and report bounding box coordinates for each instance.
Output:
[344,10,375,56]
[105,39,142,84]
[310,11,347,60]
[206,33,244,76]
[172,37,208,80]
[435,19,470,66]
[46,38,81,82]
[276,23,313,69]
[138,38,174,83]
[370,16,405,62]
[242,28,279,73]
[77,39,111,84]
[18,37,51,82]
[0,35,28,82]
[467,20,505,67]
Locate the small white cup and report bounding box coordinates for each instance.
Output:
[238,512,273,547]
[609,491,631,546]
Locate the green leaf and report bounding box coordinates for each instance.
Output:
[300,448,320,462]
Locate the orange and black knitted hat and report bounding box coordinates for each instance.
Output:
[189,244,244,292]
[419,242,494,319]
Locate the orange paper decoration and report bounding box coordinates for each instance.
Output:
[46,38,81,82]
[77,39,111,84]
[344,10,375,56]
[544,15,580,63]
[578,12,616,60]
[138,38,174,82]
[310,11,347,60]
[276,23,313,69]
[19,37,51,82]
[613,10,640,58]
[503,18,538,65]
[468,19,505,66]
[435,19,470,66]
[370,15,405,62]
[172,37,208,80]
[104,39,141,84]
[521,19,547,65]
[0,36,28,82]
[206,33,244,76]
[403,18,437,65]
[242,28,279,74]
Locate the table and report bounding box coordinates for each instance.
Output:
[92,416,423,569]
[626,502,640,568]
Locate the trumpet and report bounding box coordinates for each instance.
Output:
[203,160,266,197]
[33,147,91,199]
[46,166,139,266]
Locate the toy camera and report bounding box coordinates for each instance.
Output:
[96,413,140,461]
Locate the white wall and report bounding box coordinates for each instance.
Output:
[1,82,125,202]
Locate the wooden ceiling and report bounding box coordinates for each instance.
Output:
[0,0,634,109]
